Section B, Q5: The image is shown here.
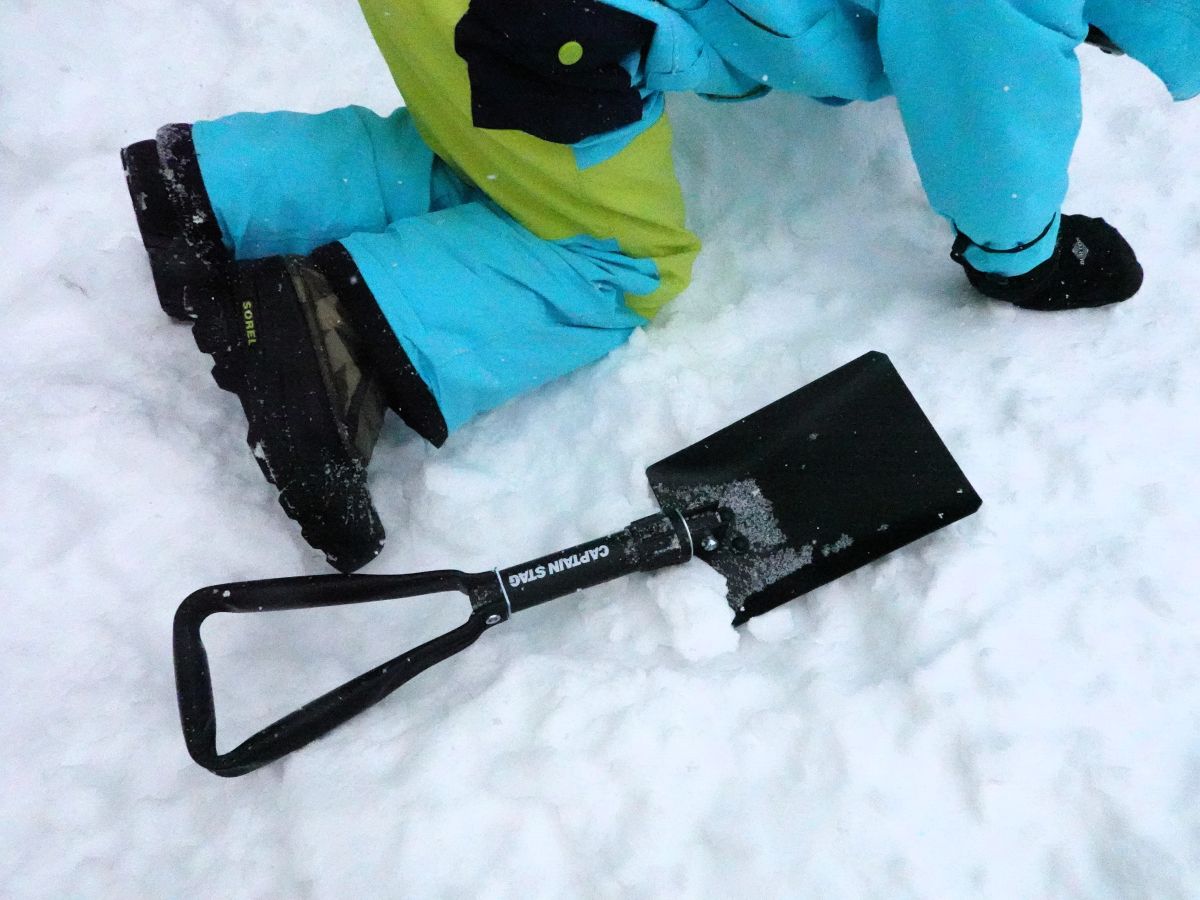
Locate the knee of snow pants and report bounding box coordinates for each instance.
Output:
[190,105,657,441]
[339,202,654,437]
[357,0,700,319]
[191,106,473,260]
[1085,0,1200,101]
[875,1,1088,276]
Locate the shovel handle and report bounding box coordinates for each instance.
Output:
[172,571,509,777]
[172,510,727,777]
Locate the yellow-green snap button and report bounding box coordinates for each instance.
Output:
[558,41,584,66]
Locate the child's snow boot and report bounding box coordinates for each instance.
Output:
[953,214,1144,311]
[121,124,230,321]
[195,255,388,573]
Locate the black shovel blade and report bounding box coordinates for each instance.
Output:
[647,351,981,624]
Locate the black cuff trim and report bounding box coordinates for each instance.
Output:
[120,139,177,249]
[951,215,1057,262]
[154,123,229,268]
[309,242,450,447]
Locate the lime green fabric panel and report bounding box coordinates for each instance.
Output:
[357,0,698,316]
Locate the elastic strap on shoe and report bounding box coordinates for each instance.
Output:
[951,214,1060,278]
[950,215,1058,263]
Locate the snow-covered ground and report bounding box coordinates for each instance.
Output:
[3,4,1199,897]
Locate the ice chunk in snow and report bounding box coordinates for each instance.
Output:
[648,562,739,661]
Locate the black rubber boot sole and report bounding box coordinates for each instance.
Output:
[191,258,386,573]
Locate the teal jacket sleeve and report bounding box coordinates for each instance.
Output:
[605,0,766,98]
[874,0,1088,275]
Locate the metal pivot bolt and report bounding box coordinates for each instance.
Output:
[700,535,720,552]
[485,614,503,626]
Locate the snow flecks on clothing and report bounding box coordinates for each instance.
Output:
[4,4,1200,898]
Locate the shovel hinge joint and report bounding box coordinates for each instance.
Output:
[627,512,694,571]
[469,573,512,626]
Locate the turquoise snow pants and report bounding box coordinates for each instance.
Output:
[190,106,654,438]
[850,0,1200,276]
[1087,0,1200,102]
[188,3,1200,428]
[634,0,1197,276]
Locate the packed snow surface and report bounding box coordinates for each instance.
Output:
[3,4,1199,897]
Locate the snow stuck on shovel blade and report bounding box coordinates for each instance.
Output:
[650,477,817,614]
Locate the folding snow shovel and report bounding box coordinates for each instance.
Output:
[174,351,981,776]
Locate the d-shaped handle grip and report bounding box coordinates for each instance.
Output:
[172,510,719,776]
[172,572,509,777]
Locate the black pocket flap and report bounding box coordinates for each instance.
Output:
[455,0,655,144]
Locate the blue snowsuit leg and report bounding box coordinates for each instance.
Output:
[850,0,1198,275]
[190,106,654,439]
[661,0,1195,276]
[1086,0,1200,101]
[864,0,1087,276]
[649,0,1087,275]
[870,0,1199,275]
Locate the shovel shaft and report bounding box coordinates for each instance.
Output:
[498,511,700,613]
[172,510,726,776]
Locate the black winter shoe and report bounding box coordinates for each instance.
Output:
[194,255,388,572]
[953,214,1144,311]
[121,124,230,321]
